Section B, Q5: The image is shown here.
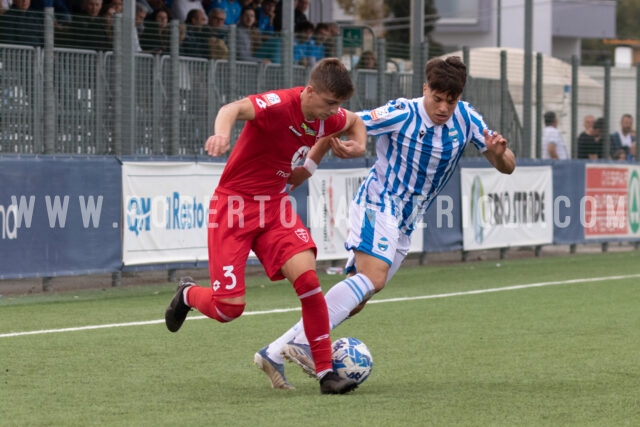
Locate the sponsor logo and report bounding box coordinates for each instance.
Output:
[419,129,425,139]
[301,122,316,136]
[289,125,302,136]
[377,236,389,251]
[295,228,309,242]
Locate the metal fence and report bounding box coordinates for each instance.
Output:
[0,9,529,158]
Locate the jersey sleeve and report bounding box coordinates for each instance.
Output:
[463,101,489,153]
[357,98,410,136]
[322,107,348,136]
[247,91,285,129]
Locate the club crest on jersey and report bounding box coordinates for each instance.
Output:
[295,228,309,242]
[291,145,310,168]
[377,237,389,252]
[300,123,316,136]
[448,129,459,144]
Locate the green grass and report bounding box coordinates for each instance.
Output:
[1,251,640,426]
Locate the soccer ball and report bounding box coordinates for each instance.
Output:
[331,337,373,385]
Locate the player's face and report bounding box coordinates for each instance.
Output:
[423,84,459,125]
[303,86,344,121]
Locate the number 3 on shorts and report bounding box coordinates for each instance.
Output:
[212,265,237,291]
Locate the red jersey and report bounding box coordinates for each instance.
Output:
[217,87,348,197]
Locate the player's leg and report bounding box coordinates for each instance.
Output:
[280,249,357,394]
[165,193,250,332]
[254,198,356,393]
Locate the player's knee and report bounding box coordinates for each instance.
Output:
[293,270,321,298]
[214,299,246,322]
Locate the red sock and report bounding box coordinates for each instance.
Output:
[186,286,245,323]
[294,270,333,375]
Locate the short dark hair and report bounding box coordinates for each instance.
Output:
[308,58,354,100]
[425,56,467,100]
[594,117,605,131]
[544,111,556,126]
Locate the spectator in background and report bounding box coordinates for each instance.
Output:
[134,1,151,52]
[236,6,265,62]
[171,0,206,23]
[139,8,170,54]
[208,7,227,39]
[576,115,595,159]
[294,0,309,25]
[0,0,44,46]
[30,0,72,25]
[99,3,116,45]
[610,113,635,161]
[65,0,111,51]
[206,8,229,59]
[274,0,309,32]
[293,20,315,66]
[322,21,340,58]
[209,0,240,25]
[181,8,209,58]
[578,117,605,159]
[256,0,275,34]
[307,22,330,62]
[541,111,568,160]
[355,50,377,70]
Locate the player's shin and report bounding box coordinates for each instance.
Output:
[294,270,333,376]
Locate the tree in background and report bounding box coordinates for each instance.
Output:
[336,0,443,59]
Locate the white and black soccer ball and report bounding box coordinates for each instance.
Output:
[331,337,373,385]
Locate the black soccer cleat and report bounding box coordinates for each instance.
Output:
[164,277,196,332]
[319,371,358,395]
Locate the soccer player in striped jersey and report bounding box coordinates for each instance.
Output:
[254,56,516,388]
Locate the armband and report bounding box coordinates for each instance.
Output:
[303,158,318,175]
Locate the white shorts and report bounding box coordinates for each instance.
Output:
[344,202,411,279]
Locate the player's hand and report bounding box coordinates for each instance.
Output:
[287,166,312,192]
[204,135,230,156]
[330,137,365,159]
[484,129,507,156]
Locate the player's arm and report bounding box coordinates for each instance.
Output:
[482,129,516,174]
[288,111,366,190]
[204,97,256,156]
[329,110,367,159]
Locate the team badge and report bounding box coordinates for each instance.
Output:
[377,237,389,252]
[295,228,309,242]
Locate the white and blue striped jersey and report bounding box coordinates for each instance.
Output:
[356,97,490,235]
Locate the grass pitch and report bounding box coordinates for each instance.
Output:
[1,251,639,426]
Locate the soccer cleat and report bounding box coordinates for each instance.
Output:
[319,371,358,395]
[281,342,316,378]
[253,347,295,390]
[164,277,195,332]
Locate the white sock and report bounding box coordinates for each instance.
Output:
[264,321,304,364]
[292,273,375,346]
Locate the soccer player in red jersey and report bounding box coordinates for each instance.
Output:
[165,58,367,394]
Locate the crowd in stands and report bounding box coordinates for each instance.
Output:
[0,0,342,65]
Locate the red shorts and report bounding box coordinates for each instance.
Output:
[207,189,316,298]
